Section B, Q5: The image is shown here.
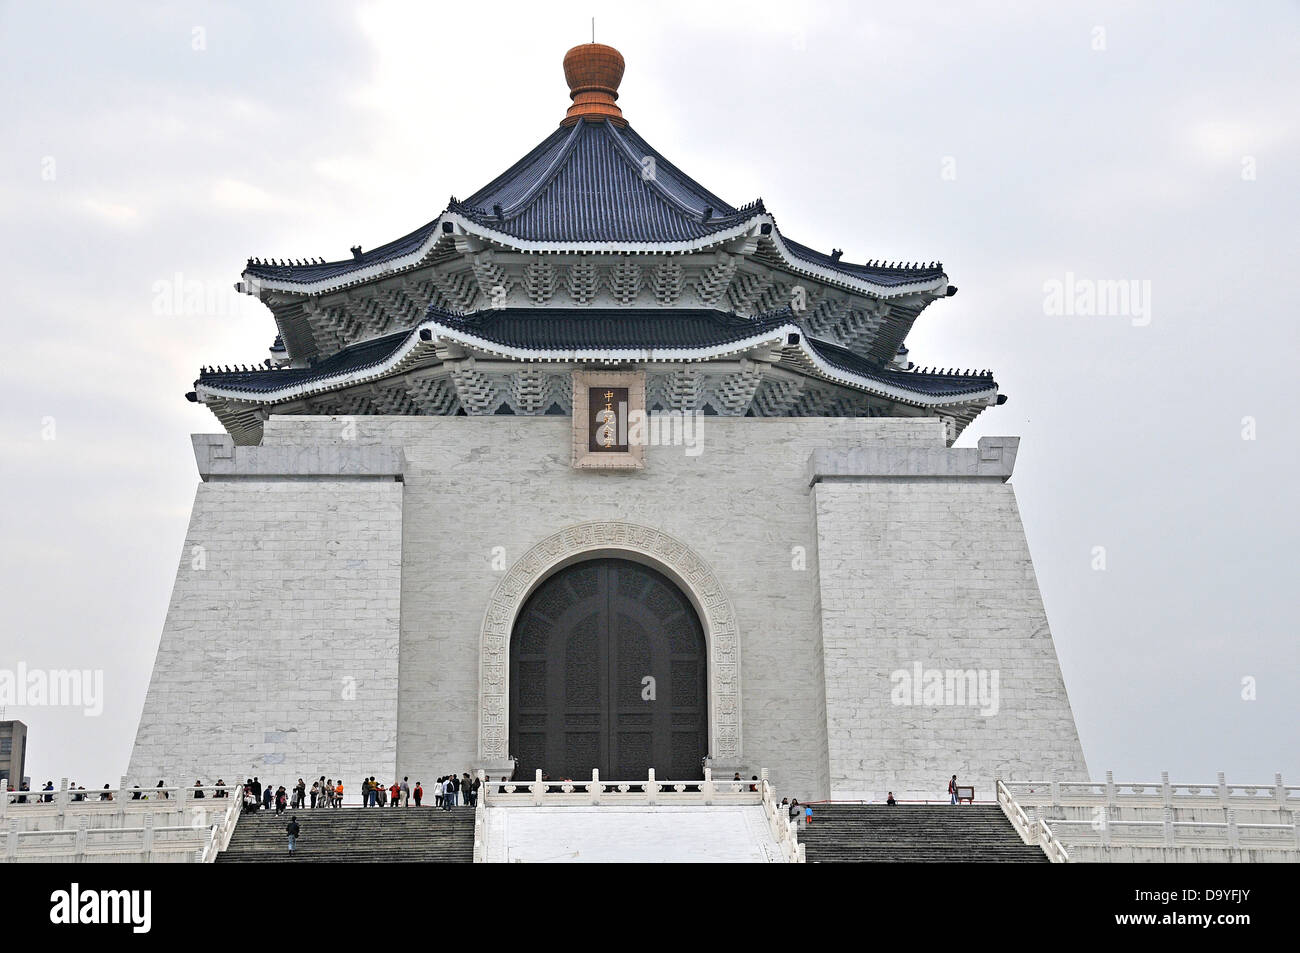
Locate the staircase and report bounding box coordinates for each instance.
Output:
[216,807,475,863]
[799,804,1050,862]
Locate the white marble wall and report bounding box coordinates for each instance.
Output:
[126,478,403,790]
[259,414,940,799]
[129,413,1086,805]
[812,474,1089,800]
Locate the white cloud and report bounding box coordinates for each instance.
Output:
[79,197,140,226]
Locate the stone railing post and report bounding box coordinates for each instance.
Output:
[1226,810,1239,849]
[1104,771,1115,809]
[533,769,544,806]
[476,770,486,806]
[117,781,130,826]
[0,778,7,820]
[75,815,89,862]
[1161,771,1171,809]
[647,768,657,805]
[6,818,18,859]
[1162,808,1175,848]
[142,812,155,862]
[1050,778,1060,807]
[57,777,70,825]
[703,767,714,805]
[1274,773,1286,810]
[590,769,600,806]
[1217,771,1229,810]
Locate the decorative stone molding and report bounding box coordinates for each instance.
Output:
[191,434,405,481]
[806,436,1020,486]
[477,521,742,767]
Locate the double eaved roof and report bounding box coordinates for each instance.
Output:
[201,43,998,443]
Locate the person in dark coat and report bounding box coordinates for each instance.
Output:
[286,816,300,855]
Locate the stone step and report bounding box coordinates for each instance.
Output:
[217,807,476,863]
[798,805,1049,863]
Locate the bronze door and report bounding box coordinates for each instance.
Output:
[509,558,707,781]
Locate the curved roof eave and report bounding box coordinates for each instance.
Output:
[195,318,996,410]
[240,211,950,301]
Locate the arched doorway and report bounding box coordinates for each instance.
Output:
[508,557,708,780]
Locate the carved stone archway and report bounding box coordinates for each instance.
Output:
[478,521,741,771]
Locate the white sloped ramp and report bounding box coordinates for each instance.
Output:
[484,804,786,863]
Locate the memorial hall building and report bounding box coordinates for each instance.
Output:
[128,43,1089,801]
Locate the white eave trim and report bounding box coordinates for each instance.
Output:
[239,212,950,301]
[196,318,997,409]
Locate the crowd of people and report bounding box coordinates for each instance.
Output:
[6,773,489,812]
[355,773,480,810]
[230,772,484,813]
[237,777,338,814]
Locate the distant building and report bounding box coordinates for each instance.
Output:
[0,720,27,791]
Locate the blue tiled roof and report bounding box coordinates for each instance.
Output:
[778,236,946,287]
[806,337,996,397]
[197,328,411,391]
[243,221,441,282]
[197,307,993,400]
[240,120,944,288]
[452,120,758,242]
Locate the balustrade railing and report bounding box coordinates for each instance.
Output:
[1002,772,1298,814]
[997,773,1298,855]
[1,777,242,862]
[2,779,239,812]
[482,767,765,806]
[996,779,1070,863]
[200,784,246,862]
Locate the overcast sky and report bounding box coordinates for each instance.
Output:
[1,0,1296,790]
